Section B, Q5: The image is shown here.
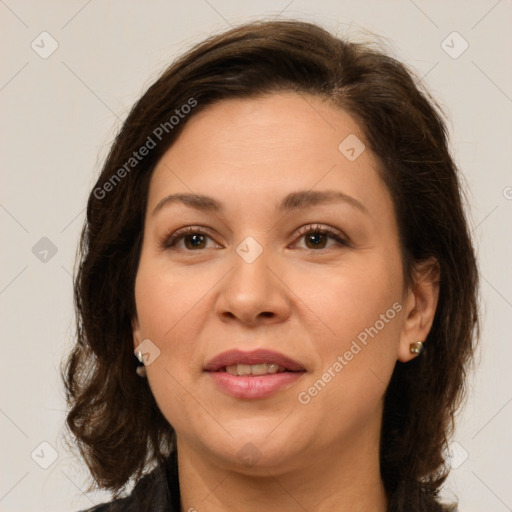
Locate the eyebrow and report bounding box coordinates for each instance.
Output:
[152,190,368,216]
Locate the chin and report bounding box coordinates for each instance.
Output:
[190,422,310,474]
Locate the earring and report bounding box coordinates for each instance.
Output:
[135,351,147,378]
[410,341,424,355]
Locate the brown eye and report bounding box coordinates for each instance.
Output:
[183,233,207,250]
[161,227,218,251]
[305,232,329,249]
[294,225,349,251]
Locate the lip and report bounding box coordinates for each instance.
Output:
[204,349,306,399]
[204,349,305,372]
[207,372,305,399]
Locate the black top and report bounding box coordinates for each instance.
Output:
[80,451,180,512]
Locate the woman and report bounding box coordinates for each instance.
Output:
[63,19,479,512]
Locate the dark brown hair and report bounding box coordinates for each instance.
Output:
[63,19,479,511]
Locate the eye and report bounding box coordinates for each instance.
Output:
[293,224,349,250]
[160,224,349,252]
[160,226,220,251]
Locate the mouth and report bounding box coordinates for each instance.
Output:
[204,349,306,399]
[204,348,306,373]
[223,363,289,376]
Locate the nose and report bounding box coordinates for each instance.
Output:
[215,247,291,327]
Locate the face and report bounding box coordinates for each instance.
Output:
[133,92,415,474]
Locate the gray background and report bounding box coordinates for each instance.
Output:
[1,1,511,511]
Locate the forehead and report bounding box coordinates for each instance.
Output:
[147,92,393,223]
[155,92,366,171]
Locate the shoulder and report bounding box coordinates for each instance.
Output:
[78,496,131,512]
[76,453,180,512]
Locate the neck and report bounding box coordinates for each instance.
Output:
[176,433,387,512]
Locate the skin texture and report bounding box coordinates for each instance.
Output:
[132,92,439,511]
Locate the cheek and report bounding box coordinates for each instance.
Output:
[134,257,212,428]
[134,250,210,340]
[291,252,404,412]
[290,253,403,349]
[133,257,208,387]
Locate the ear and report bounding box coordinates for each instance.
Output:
[398,258,440,362]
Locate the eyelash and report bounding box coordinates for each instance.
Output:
[160,224,349,251]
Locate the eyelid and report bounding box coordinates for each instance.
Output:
[159,225,220,250]
[160,223,350,251]
[291,224,350,249]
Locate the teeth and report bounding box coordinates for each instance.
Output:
[224,363,285,376]
[267,364,280,374]
[225,365,238,376]
[237,364,251,376]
